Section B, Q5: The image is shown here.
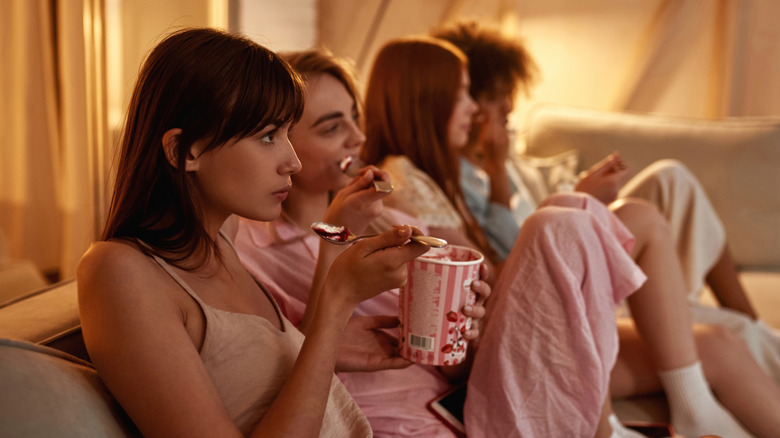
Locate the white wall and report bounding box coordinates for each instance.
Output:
[235,0,317,51]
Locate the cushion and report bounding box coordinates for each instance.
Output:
[513,148,580,204]
[0,278,80,345]
[0,258,47,304]
[523,103,780,269]
[0,338,139,437]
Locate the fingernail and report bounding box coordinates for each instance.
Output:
[398,225,410,235]
[471,280,481,288]
[464,305,473,312]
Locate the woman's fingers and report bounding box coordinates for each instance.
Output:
[354,225,430,264]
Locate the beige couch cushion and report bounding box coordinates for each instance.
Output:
[0,338,139,437]
[0,259,47,303]
[523,103,780,270]
[0,278,80,345]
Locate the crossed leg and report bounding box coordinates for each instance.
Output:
[611,197,780,437]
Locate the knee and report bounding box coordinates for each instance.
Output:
[528,203,590,225]
[540,191,593,209]
[611,198,671,240]
[520,206,592,244]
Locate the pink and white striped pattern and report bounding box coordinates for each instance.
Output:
[399,245,482,366]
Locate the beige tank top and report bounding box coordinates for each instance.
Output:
[148,235,371,436]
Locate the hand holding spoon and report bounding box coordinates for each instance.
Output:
[311,222,447,248]
[340,156,393,193]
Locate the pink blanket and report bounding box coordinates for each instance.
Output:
[465,193,647,437]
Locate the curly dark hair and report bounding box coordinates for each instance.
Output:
[432,19,538,100]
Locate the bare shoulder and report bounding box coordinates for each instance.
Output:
[78,240,155,291]
[76,240,177,317]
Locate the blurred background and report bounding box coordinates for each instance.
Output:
[2,0,780,291]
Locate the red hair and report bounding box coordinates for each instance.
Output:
[362,36,497,263]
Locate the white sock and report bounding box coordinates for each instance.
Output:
[608,414,647,438]
[658,361,752,438]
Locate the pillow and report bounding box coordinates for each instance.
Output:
[0,279,80,344]
[509,149,580,206]
[0,338,139,437]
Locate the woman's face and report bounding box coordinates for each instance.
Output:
[447,68,479,150]
[289,73,365,193]
[190,123,301,223]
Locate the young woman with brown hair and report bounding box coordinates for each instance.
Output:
[231,45,647,437]
[76,28,428,437]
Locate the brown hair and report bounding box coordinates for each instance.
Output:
[361,36,497,263]
[432,19,538,100]
[103,28,304,269]
[282,48,362,119]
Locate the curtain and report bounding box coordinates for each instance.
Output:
[0,0,108,280]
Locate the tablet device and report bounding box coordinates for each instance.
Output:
[427,384,466,437]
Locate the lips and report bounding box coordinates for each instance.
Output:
[272,185,291,201]
[339,155,354,173]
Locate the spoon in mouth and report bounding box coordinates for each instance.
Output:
[311,222,448,248]
[340,156,393,193]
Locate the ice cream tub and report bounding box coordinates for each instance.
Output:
[399,245,483,366]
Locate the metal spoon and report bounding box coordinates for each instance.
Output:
[311,222,448,248]
[340,156,394,193]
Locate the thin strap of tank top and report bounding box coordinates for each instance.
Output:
[217,229,287,331]
[139,244,208,308]
[135,234,287,331]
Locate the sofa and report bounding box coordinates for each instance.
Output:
[0,279,140,437]
[2,103,779,436]
[521,103,780,424]
[0,230,48,304]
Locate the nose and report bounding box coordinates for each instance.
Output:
[281,138,302,175]
[501,95,514,115]
[467,94,480,116]
[346,119,366,150]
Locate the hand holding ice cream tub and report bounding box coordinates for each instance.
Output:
[399,245,485,366]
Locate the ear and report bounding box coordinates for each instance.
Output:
[162,128,202,171]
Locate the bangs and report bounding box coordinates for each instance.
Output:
[219,46,305,143]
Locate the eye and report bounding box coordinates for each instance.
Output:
[323,121,341,134]
[261,132,275,143]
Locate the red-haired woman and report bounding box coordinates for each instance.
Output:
[361,36,773,437]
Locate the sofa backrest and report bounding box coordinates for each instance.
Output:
[0,277,87,355]
[523,103,780,270]
[0,338,139,437]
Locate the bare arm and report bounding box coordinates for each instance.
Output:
[300,167,390,333]
[255,227,428,436]
[78,229,428,437]
[78,243,246,438]
[476,103,512,208]
[575,152,632,204]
